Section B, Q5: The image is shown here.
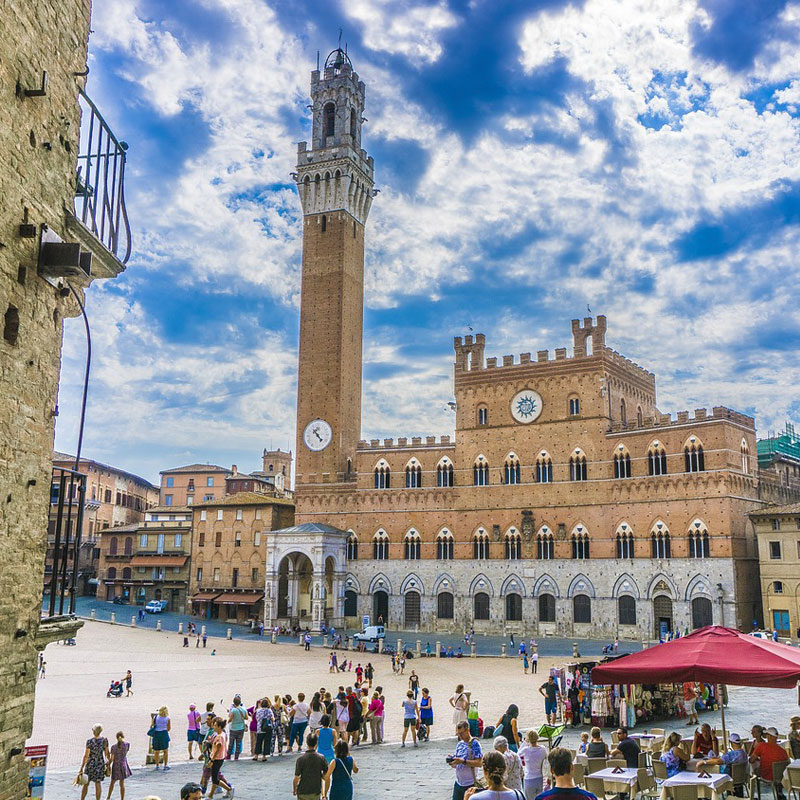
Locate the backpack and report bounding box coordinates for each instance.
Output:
[259,711,273,732]
[482,725,496,739]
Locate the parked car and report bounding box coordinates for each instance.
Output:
[352,624,385,644]
[749,631,771,640]
[112,595,128,605]
[145,600,167,613]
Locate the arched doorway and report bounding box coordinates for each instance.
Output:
[276,552,313,623]
[653,595,673,639]
[344,590,357,617]
[692,596,713,629]
[404,591,421,628]
[373,590,389,625]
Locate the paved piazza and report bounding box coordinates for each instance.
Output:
[36,622,799,799]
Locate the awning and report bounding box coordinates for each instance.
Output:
[129,556,187,567]
[214,592,264,605]
[191,592,221,603]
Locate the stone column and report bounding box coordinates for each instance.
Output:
[264,573,278,628]
[311,572,325,633]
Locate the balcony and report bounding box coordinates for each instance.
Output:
[64,90,132,277]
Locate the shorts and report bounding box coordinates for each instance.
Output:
[210,759,224,784]
[404,718,417,728]
[684,699,695,715]
[187,730,202,742]
[421,715,433,727]
[545,699,557,715]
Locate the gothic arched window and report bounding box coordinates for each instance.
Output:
[473,456,489,486]
[535,452,553,483]
[688,521,710,559]
[374,463,390,489]
[473,529,490,560]
[372,530,389,560]
[571,527,590,559]
[614,447,632,478]
[404,529,421,560]
[437,459,454,487]
[504,455,521,485]
[346,533,359,560]
[505,528,521,560]
[650,523,671,559]
[537,529,554,560]
[323,102,335,137]
[647,441,668,476]
[685,438,705,472]
[569,449,587,481]
[436,529,454,560]
[405,462,422,488]
[615,523,634,558]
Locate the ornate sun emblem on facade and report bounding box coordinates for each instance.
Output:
[510,389,543,424]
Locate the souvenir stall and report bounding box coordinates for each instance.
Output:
[557,659,721,728]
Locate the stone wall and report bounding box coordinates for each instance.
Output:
[344,557,738,640]
[0,2,123,796]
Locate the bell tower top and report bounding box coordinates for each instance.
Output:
[295,47,375,224]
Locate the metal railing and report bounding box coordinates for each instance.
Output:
[45,467,87,617]
[74,89,132,264]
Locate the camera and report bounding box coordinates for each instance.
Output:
[446,755,455,764]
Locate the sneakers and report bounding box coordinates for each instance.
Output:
[401,743,405,748]
[154,765,161,770]
[223,789,235,799]
[163,765,171,771]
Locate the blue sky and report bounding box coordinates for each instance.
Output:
[55,0,800,484]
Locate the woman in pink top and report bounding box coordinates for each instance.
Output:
[368,691,384,744]
[246,700,260,756]
[187,704,201,760]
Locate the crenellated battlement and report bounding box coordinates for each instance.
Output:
[608,405,755,432]
[357,435,455,451]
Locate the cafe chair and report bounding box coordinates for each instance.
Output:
[637,767,660,800]
[589,758,609,774]
[652,760,668,782]
[608,759,628,769]
[612,731,621,745]
[573,763,586,786]
[649,729,666,738]
[639,752,651,769]
[785,767,800,800]
[666,785,700,800]
[730,761,750,797]
[753,759,790,800]
[585,776,619,800]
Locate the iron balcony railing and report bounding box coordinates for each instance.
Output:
[46,466,87,617]
[74,89,132,264]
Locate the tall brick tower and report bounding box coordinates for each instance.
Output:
[294,48,374,486]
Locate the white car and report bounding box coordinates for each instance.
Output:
[145,600,167,613]
[749,631,771,640]
[352,625,385,643]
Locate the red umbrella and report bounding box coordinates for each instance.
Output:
[591,626,800,743]
[591,626,800,688]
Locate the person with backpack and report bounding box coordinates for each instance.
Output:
[253,698,274,762]
[448,720,483,800]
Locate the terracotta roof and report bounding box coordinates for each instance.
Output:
[749,503,800,517]
[193,492,294,508]
[99,522,141,534]
[148,506,192,513]
[160,463,230,475]
[52,451,157,489]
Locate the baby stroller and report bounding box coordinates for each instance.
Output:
[106,681,123,698]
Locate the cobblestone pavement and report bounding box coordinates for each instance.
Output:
[72,596,643,657]
[41,683,800,800]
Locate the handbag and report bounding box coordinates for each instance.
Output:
[74,772,88,786]
[147,726,157,737]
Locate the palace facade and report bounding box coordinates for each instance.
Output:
[270,48,787,640]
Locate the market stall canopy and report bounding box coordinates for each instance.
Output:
[591,626,800,689]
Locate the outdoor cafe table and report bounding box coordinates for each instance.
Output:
[588,767,642,795]
[630,733,658,749]
[659,772,733,800]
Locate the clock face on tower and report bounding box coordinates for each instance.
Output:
[510,389,543,424]
[303,419,333,451]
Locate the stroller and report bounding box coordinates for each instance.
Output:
[106,681,123,698]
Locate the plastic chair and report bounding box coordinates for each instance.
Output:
[753,760,790,800]
[573,763,586,786]
[638,752,650,769]
[586,776,618,800]
[607,759,627,769]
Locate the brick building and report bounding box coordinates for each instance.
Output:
[0,2,131,794]
[274,49,799,639]
[750,503,800,639]
[45,452,157,595]
[189,493,294,623]
[97,507,192,610]
[159,463,230,507]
